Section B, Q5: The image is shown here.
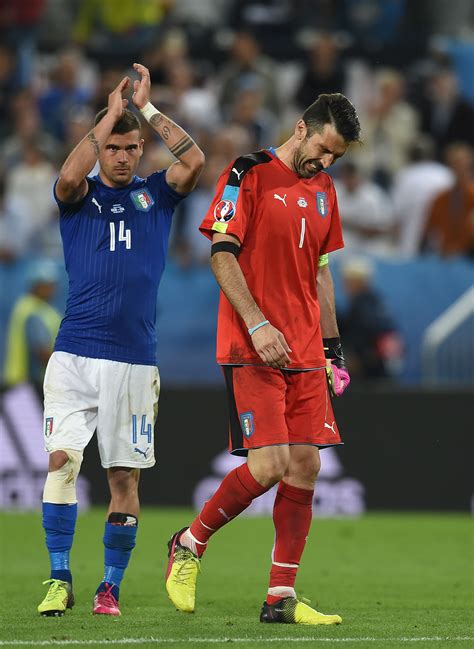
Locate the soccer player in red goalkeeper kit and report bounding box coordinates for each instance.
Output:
[166,93,361,625]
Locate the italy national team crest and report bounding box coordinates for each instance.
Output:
[45,417,54,438]
[214,199,236,223]
[316,191,328,217]
[239,412,254,438]
[130,189,155,212]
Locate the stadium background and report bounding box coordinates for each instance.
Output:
[0,0,473,514]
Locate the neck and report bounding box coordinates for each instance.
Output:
[275,136,298,173]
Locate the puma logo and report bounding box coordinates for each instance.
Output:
[218,507,231,521]
[134,447,149,458]
[232,167,244,181]
[324,421,337,434]
[274,193,287,207]
[92,198,102,213]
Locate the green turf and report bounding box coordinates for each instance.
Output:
[0,509,472,648]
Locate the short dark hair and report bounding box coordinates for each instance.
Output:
[94,108,141,134]
[302,93,361,143]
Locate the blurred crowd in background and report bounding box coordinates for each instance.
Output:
[0,0,473,387]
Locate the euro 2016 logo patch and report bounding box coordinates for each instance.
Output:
[316,191,328,217]
[45,417,54,438]
[214,199,235,223]
[131,189,155,212]
[239,412,254,439]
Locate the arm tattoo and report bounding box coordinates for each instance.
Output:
[87,132,100,156]
[150,113,163,128]
[162,125,171,140]
[169,134,195,158]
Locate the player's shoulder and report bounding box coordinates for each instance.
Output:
[226,150,273,186]
[317,170,335,190]
[313,171,337,198]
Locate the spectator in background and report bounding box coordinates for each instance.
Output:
[339,258,403,381]
[391,137,454,258]
[334,161,395,257]
[165,58,219,132]
[356,69,419,187]
[0,45,18,137]
[0,0,45,87]
[218,30,281,119]
[3,260,61,386]
[228,78,278,149]
[419,65,474,158]
[73,0,171,65]
[295,33,346,111]
[4,141,57,257]
[1,105,60,169]
[142,28,189,87]
[38,49,92,140]
[422,143,474,258]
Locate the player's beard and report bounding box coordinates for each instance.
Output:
[293,143,323,178]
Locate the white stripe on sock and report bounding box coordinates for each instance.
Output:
[188,530,208,546]
[272,561,299,569]
[268,586,296,599]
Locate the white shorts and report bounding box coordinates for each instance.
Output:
[43,352,160,469]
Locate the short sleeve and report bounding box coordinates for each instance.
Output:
[53,178,93,217]
[146,170,187,210]
[199,160,256,243]
[320,182,344,255]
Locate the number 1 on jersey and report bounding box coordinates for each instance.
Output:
[110,221,131,251]
[299,218,306,248]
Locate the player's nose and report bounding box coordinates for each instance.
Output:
[321,154,334,169]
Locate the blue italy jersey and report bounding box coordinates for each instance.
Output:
[54,172,184,365]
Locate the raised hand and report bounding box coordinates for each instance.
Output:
[107,76,130,122]
[251,323,292,369]
[132,63,151,110]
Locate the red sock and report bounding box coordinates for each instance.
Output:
[188,463,268,556]
[267,480,314,604]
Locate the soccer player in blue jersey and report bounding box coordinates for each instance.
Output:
[37,64,204,617]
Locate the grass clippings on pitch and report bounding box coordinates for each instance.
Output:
[0,509,472,649]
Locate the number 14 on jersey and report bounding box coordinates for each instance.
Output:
[110,221,131,251]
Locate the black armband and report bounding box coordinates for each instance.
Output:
[323,337,346,366]
[211,241,241,257]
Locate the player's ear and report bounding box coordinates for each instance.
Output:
[295,119,307,141]
[139,138,145,156]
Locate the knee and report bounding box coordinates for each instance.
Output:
[49,450,69,471]
[296,456,321,484]
[250,456,289,488]
[44,449,83,504]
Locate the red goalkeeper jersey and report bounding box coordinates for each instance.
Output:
[199,149,344,369]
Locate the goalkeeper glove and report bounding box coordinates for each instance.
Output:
[323,337,350,397]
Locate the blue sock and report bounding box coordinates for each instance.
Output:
[42,502,77,584]
[97,513,138,601]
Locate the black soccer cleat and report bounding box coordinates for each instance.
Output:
[260,596,342,625]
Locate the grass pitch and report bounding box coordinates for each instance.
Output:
[0,509,472,648]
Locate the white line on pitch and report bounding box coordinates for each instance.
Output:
[0,638,473,645]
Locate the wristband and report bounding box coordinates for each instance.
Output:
[248,320,269,336]
[139,102,160,123]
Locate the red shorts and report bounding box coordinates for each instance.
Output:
[222,365,342,456]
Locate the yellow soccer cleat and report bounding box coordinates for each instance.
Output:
[38,579,74,617]
[260,596,342,625]
[165,528,200,613]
